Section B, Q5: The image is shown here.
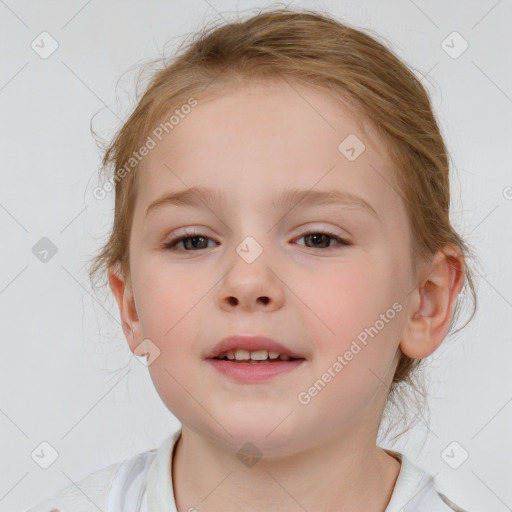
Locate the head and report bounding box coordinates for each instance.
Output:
[88,7,477,453]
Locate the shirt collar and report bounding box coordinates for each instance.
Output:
[146,427,182,512]
[146,430,430,512]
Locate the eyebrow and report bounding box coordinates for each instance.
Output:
[145,186,378,218]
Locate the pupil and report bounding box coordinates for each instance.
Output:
[306,233,329,248]
[185,236,208,250]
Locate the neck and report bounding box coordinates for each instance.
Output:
[172,426,401,512]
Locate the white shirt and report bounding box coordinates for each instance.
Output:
[25,427,468,512]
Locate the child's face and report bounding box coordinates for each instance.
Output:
[121,79,418,454]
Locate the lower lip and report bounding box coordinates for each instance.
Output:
[206,358,305,382]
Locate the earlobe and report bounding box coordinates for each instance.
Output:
[108,265,144,356]
[399,246,465,359]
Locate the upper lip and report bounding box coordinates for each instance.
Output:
[205,335,306,360]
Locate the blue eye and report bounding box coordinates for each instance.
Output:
[163,230,350,252]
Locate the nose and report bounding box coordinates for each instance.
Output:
[217,247,285,312]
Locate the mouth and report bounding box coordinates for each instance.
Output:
[204,335,306,382]
[212,349,304,363]
[205,334,307,362]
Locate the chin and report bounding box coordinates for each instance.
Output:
[213,414,303,457]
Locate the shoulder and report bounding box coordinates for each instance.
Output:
[407,473,469,511]
[385,449,469,512]
[24,430,181,512]
[23,460,121,512]
[24,442,160,512]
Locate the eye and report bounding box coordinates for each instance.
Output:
[163,229,350,252]
[163,229,217,251]
[295,230,350,250]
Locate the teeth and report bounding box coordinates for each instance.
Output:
[248,350,268,361]
[235,349,250,360]
[219,349,294,361]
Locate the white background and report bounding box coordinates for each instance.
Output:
[1,1,511,511]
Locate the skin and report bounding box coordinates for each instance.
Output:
[109,78,465,511]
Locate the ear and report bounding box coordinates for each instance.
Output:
[108,264,145,357]
[399,245,465,359]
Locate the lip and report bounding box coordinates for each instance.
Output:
[204,335,306,360]
[206,358,305,383]
[205,335,307,384]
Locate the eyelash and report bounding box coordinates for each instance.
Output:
[162,229,350,252]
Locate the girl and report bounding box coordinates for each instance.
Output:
[26,6,476,512]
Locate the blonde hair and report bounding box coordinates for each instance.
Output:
[87,6,478,441]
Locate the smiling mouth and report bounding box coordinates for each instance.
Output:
[212,349,303,363]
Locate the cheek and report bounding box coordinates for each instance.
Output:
[304,254,404,362]
[146,361,200,428]
[136,266,206,421]
[296,260,382,327]
[299,262,403,424]
[135,261,207,332]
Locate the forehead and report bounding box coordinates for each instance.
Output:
[135,78,403,218]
